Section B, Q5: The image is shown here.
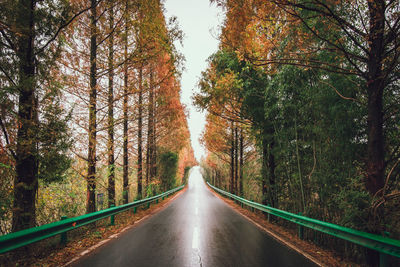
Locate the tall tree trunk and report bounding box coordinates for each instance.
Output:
[122,0,129,204]
[268,137,277,208]
[261,132,268,206]
[146,65,155,193]
[152,90,157,182]
[230,121,234,194]
[87,0,97,214]
[137,65,143,199]
[239,128,244,197]
[107,0,115,208]
[146,131,150,188]
[234,126,239,195]
[365,0,385,196]
[12,0,38,232]
[149,67,156,182]
[294,118,305,211]
[365,2,385,264]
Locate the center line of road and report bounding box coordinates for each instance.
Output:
[195,207,199,215]
[192,227,199,249]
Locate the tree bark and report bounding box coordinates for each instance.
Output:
[268,138,277,208]
[137,65,143,199]
[107,0,115,208]
[294,118,305,211]
[86,0,97,214]
[234,126,239,195]
[230,121,234,194]
[12,0,38,232]
[239,128,244,197]
[146,65,156,193]
[152,89,157,182]
[365,2,386,264]
[365,0,385,196]
[261,133,268,206]
[122,0,129,204]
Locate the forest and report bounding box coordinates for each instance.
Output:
[195,0,400,264]
[1,0,400,266]
[0,0,196,235]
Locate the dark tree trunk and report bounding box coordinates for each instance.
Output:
[107,0,115,208]
[230,121,234,194]
[268,138,277,208]
[146,131,150,187]
[86,0,97,214]
[261,133,268,206]
[239,128,244,197]
[137,65,143,199]
[152,93,157,181]
[365,0,385,197]
[149,69,157,182]
[122,1,129,204]
[146,65,156,194]
[234,126,239,195]
[215,169,221,188]
[365,2,386,265]
[12,0,38,232]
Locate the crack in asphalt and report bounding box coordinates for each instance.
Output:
[196,251,203,267]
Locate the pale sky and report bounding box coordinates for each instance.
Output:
[164,0,222,161]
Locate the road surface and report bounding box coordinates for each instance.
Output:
[72,167,317,267]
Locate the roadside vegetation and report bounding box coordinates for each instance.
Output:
[196,1,400,266]
[0,0,196,237]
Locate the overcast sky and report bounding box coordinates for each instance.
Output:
[164,0,223,161]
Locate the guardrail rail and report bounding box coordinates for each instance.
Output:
[207,182,400,266]
[0,184,185,254]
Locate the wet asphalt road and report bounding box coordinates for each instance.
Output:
[72,167,317,267]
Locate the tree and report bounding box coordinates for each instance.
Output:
[0,0,85,232]
[86,0,98,213]
[107,0,115,208]
[215,0,400,200]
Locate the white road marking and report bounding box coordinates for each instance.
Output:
[192,227,199,249]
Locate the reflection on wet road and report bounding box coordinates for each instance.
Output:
[73,167,317,267]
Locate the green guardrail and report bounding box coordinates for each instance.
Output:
[207,182,400,265]
[0,184,185,254]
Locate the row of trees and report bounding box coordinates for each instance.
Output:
[196,0,399,264]
[0,0,196,234]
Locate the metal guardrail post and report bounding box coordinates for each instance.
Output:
[380,232,390,267]
[156,199,159,204]
[110,205,115,226]
[298,212,304,240]
[60,216,67,245]
[162,196,164,200]
[133,207,137,213]
[147,202,150,209]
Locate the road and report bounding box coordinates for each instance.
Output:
[72,167,317,267]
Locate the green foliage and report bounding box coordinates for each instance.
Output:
[0,163,13,235]
[36,168,86,225]
[159,151,178,191]
[182,166,191,184]
[38,92,73,184]
[337,176,371,231]
[146,181,160,198]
